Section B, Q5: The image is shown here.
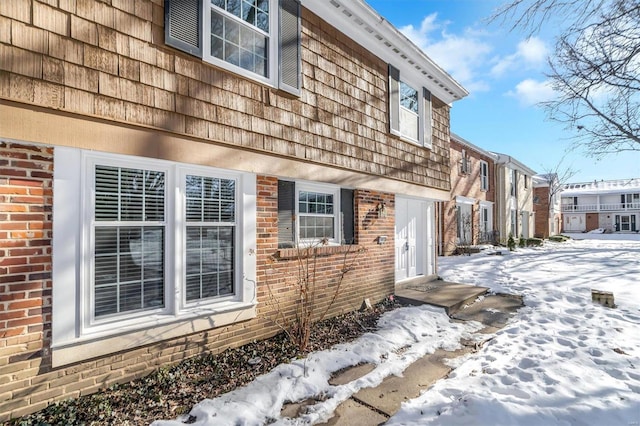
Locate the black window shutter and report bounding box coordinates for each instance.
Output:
[278,0,301,96]
[388,64,400,135]
[423,87,432,147]
[278,180,296,248]
[341,189,355,244]
[165,0,203,57]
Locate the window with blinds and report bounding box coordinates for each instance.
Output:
[93,166,166,318]
[184,175,236,302]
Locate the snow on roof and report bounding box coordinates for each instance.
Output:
[561,178,640,196]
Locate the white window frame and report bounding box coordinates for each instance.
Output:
[295,181,341,246]
[203,0,279,86]
[178,168,242,310]
[84,156,173,330]
[480,160,489,191]
[389,65,430,148]
[398,81,420,143]
[479,202,493,234]
[52,148,257,366]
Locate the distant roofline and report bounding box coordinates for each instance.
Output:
[561,178,640,195]
[492,152,537,175]
[301,0,469,104]
[451,132,498,159]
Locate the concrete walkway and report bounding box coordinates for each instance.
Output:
[310,279,525,425]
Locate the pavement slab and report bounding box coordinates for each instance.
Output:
[316,280,525,425]
[352,348,468,417]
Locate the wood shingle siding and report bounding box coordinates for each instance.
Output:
[0,1,451,191]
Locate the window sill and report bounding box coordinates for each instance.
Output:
[276,244,364,260]
[51,302,257,367]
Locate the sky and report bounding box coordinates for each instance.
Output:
[152,234,640,425]
[364,0,640,183]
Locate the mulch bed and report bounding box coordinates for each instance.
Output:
[9,299,400,426]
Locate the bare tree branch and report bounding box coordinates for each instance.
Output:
[492,0,640,157]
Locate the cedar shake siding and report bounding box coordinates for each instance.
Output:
[0,0,465,419]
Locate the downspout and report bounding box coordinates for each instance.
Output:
[437,201,443,256]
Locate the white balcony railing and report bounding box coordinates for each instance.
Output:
[561,202,640,212]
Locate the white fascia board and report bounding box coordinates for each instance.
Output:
[451,132,497,159]
[301,0,468,104]
[492,152,537,176]
[455,195,476,205]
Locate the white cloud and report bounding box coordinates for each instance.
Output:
[399,14,493,93]
[506,78,555,106]
[491,37,549,77]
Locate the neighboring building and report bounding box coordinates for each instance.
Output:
[493,153,537,242]
[561,179,640,233]
[0,0,467,419]
[533,173,561,238]
[438,133,497,255]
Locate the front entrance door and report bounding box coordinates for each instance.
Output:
[395,197,433,281]
[521,211,529,238]
[616,215,632,231]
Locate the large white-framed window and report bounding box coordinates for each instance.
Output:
[480,160,489,191]
[165,0,301,95]
[90,161,170,324]
[182,171,238,306]
[388,64,432,147]
[52,148,257,366]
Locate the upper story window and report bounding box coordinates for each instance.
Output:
[459,149,471,175]
[399,82,419,141]
[210,0,270,77]
[480,160,489,191]
[510,169,518,197]
[165,0,301,95]
[388,65,432,147]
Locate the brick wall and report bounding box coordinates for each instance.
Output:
[440,140,496,255]
[533,186,550,238]
[0,152,395,420]
[255,177,395,330]
[0,0,451,191]
[0,141,53,417]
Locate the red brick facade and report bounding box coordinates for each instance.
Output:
[439,138,496,255]
[0,142,397,419]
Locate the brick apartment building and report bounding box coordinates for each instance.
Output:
[0,0,467,419]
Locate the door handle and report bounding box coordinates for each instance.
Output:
[404,241,409,251]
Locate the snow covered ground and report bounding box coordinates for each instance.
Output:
[153,235,640,426]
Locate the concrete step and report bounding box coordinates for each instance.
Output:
[450,293,524,328]
[395,280,489,314]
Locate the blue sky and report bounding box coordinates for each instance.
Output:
[365,0,640,182]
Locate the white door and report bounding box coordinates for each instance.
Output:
[395,197,432,281]
[521,211,529,238]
